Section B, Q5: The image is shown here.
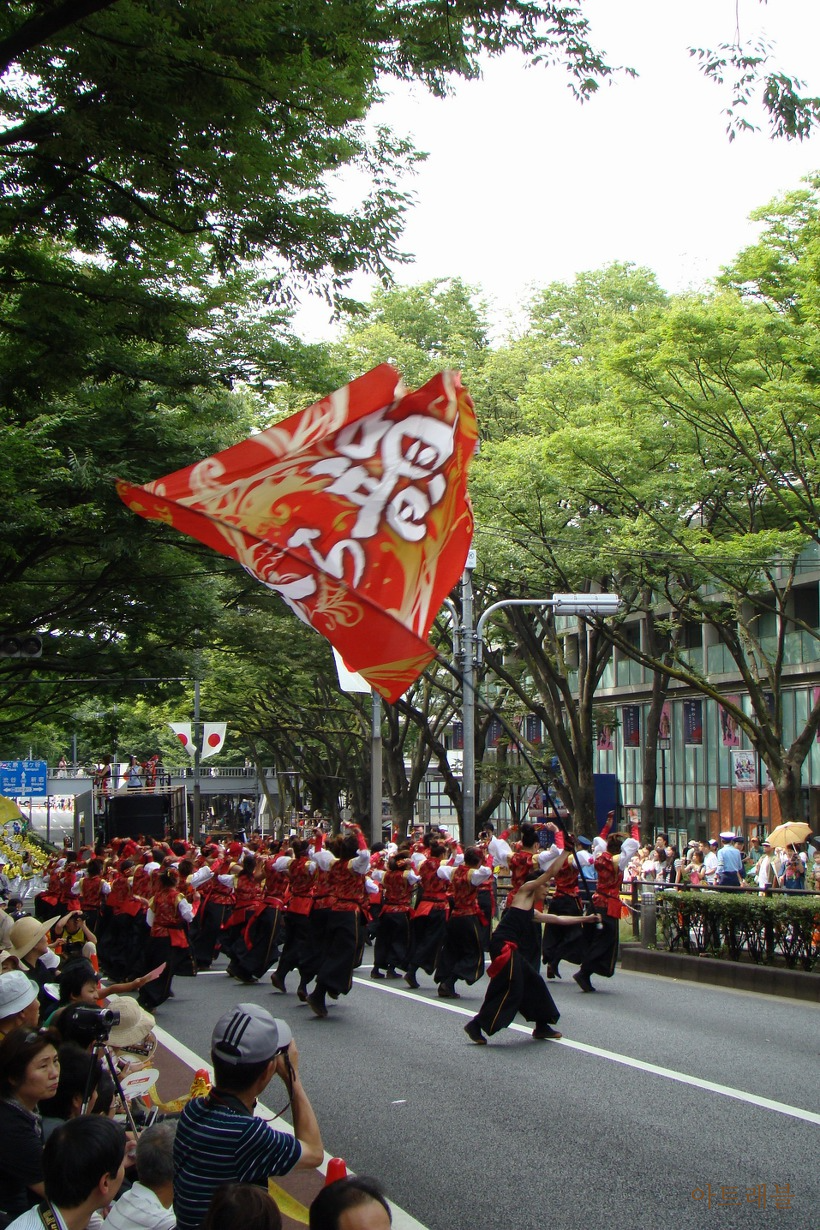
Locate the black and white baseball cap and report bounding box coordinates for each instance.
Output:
[211,1003,292,1065]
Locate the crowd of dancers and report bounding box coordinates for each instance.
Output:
[28,819,639,1041]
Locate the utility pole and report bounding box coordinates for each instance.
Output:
[370,690,382,846]
[460,558,476,847]
[193,675,202,843]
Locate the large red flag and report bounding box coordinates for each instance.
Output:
[117,364,477,702]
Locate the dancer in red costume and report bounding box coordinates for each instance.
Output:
[574,831,639,992]
[371,850,419,979]
[269,839,315,994]
[139,867,194,1009]
[305,824,372,1018]
[434,847,491,998]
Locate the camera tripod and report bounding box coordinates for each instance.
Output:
[82,1038,152,1136]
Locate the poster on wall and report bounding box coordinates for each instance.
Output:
[683,699,703,745]
[596,723,615,751]
[622,704,641,747]
[720,695,742,747]
[487,717,502,748]
[731,749,757,789]
[658,702,672,748]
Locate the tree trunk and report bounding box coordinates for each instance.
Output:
[769,755,805,825]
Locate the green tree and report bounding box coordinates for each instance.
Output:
[465,264,669,833]
[0,1,616,291]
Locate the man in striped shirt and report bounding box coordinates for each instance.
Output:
[173,1004,323,1230]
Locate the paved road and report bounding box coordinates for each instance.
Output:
[152,953,819,1230]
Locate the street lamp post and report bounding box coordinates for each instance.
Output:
[456,591,620,847]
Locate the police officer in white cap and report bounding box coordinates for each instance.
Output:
[716,831,744,888]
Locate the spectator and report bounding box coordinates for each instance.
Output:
[685,849,705,886]
[0,971,39,1042]
[745,836,764,870]
[640,849,660,882]
[202,1185,281,1230]
[781,854,805,891]
[4,1116,126,1230]
[106,1122,177,1230]
[755,841,782,890]
[309,1178,392,1230]
[0,1026,61,1226]
[8,916,61,1014]
[173,1004,323,1230]
[702,839,719,885]
[38,1042,105,1138]
[0,859,11,904]
[50,957,153,1021]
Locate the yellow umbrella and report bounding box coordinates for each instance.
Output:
[766,822,813,847]
[0,796,24,824]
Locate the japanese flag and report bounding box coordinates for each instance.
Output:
[169,723,195,758]
[201,723,227,761]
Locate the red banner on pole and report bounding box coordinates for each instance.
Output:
[117,365,477,703]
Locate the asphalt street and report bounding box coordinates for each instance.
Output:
[152,952,819,1230]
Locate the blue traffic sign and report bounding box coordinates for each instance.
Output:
[0,759,49,797]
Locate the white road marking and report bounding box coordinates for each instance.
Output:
[351,977,820,1128]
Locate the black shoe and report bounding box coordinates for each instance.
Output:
[226,964,238,978]
[545,964,561,980]
[403,972,420,989]
[371,968,385,979]
[306,992,328,1019]
[532,1026,563,1040]
[437,984,460,999]
[237,974,258,985]
[385,967,400,979]
[296,983,309,1003]
[464,1019,487,1045]
[573,971,595,993]
[270,971,286,993]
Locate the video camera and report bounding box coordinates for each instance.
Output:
[60,1004,121,1046]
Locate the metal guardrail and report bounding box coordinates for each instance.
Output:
[51,764,273,779]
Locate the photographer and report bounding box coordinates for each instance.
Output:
[173,1004,323,1230]
[52,911,96,964]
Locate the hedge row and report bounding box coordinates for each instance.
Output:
[656,891,819,972]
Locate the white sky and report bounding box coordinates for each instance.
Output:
[296,0,820,340]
